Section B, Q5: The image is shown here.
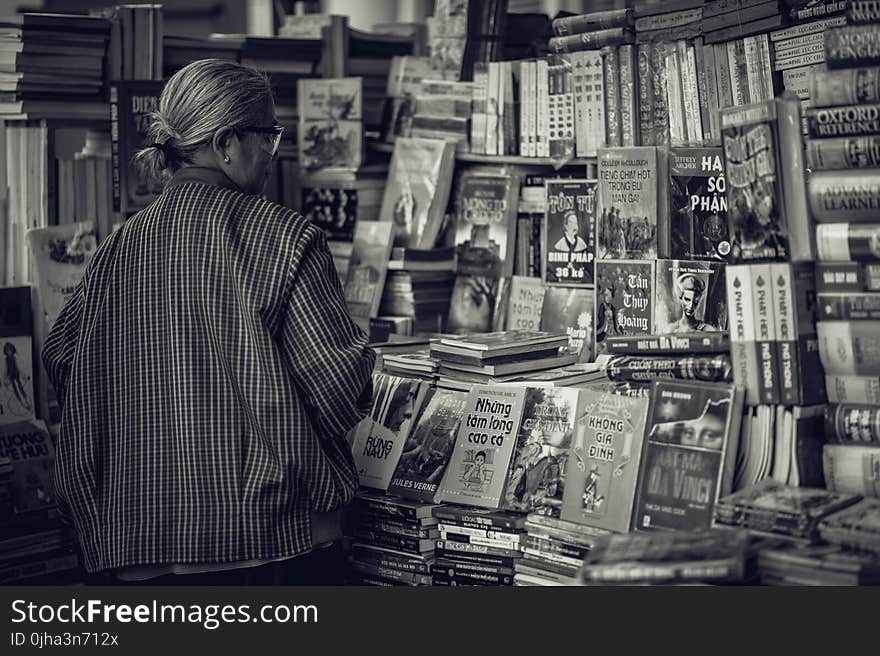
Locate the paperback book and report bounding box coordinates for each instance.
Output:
[669,148,730,260]
[542,179,597,286]
[654,259,728,335]
[344,221,395,332]
[0,286,34,426]
[595,260,654,353]
[597,147,660,260]
[540,286,595,363]
[297,77,363,171]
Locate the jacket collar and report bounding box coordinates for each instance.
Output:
[166,166,243,194]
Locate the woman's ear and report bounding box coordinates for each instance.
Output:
[212,127,237,164]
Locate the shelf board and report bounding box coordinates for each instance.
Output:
[368,139,595,167]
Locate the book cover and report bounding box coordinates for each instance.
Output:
[438,385,527,509]
[818,320,880,376]
[0,287,34,426]
[561,390,650,533]
[825,24,880,69]
[597,147,659,260]
[344,221,395,332]
[502,387,583,516]
[438,330,568,353]
[506,276,546,332]
[669,148,731,260]
[808,170,880,223]
[301,186,359,241]
[540,286,595,363]
[720,101,789,262]
[350,375,429,491]
[454,169,520,278]
[595,260,655,353]
[110,80,164,215]
[542,179,597,286]
[0,420,55,513]
[654,259,728,335]
[600,354,734,383]
[633,380,744,532]
[379,136,455,249]
[447,274,501,334]
[389,388,468,502]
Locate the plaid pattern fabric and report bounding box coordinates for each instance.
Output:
[43,179,375,573]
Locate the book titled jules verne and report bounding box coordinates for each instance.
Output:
[379,136,456,249]
[654,259,728,336]
[344,221,395,332]
[561,390,650,533]
[669,148,731,260]
[438,385,527,509]
[389,387,468,502]
[542,179,597,286]
[596,146,660,260]
[502,387,584,516]
[540,286,595,363]
[594,260,655,354]
[0,286,35,426]
[633,380,744,532]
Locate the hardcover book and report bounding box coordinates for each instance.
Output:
[720,101,789,262]
[542,179,597,286]
[633,380,744,532]
[350,375,430,491]
[654,259,728,335]
[438,385,527,509]
[561,390,650,533]
[808,170,880,223]
[344,221,395,332]
[669,148,731,260]
[0,286,34,426]
[502,387,583,516]
[595,260,655,353]
[379,136,456,249]
[297,78,363,172]
[389,388,468,502]
[597,147,660,259]
[540,286,595,363]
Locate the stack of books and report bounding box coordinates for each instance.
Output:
[162,34,239,78]
[516,514,607,586]
[99,3,163,81]
[380,351,438,381]
[344,491,438,586]
[818,497,880,554]
[757,543,880,585]
[0,12,110,119]
[431,505,524,586]
[410,78,474,152]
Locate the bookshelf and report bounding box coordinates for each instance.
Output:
[368,139,594,167]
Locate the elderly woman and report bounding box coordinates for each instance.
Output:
[43,59,374,585]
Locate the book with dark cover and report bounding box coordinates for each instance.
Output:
[720,101,789,262]
[561,390,649,533]
[0,286,34,426]
[0,420,55,514]
[595,260,655,353]
[600,354,734,383]
[825,24,880,69]
[542,179,597,286]
[633,380,744,532]
[548,28,635,54]
[447,274,503,334]
[816,262,880,293]
[350,490,440,520]
[501,387,582,516]
[344,221,395,332]
[818,293,880,320]
[654,259,728,336]
[301,186,359,241]
[669,148,731,260]
[605,332,730,355]
[540,287,595,363]
[432,505,527,531]
[110,80,163,215]
[597,147,660,260]
[389,388,468,502]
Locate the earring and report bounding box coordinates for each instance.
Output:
[224,155,230,163]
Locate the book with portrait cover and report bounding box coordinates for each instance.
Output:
[542,179,597,286]
[438,385,527,509]
[344,221,395,333]
[561,390,650,533]
[633,380,744,532]
[502,387,584,516]
[540,286,595,363]
[379,136,456,249]
[350,375,430,491]
[719,101,789,262]
[454,168,520,279]
[389,388,469,502]
[654,259,728,336]
[110,80,164,215]
[596,146,660,260]
[669,148,731,260]
[297,77,363,172]
[595,260,655,354]
[0,286,34,426]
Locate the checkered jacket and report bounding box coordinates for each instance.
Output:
[43,173,374,573]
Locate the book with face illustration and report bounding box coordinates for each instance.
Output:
[654,259,727,336]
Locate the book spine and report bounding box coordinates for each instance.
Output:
[744,36,761,104]
[810,67,880,108]
[823,445,880,497]
[552,9,634,36]
[773,50,827,72]
[776,93,815,262]
[752,264,780,404]
[715,42,735,110]
[569,53,587,158]
[773,32,826,55]
[817,292,880,320]
[825,25,880,69]
[735,39,751,104]
[619,45,638,147]
[771,15,846,42]
[652,43,671,146]
[816,261,880,292]
[604,332,731,354]
[806,103,880,139]
[685,42,704,144]
[548,28,634,54]
[694,37,712,144]
[601,355,733,383]
[825,403,880,442]
[638,44,655,146]
[584,51,605,157]
[825,374,880,404]
[727,264,761,405]
[526,60,536,158]
[667,48,686,145]
[770,263,799,406]
[603,46,622,147]
[537,59,549,157]
[704,43,721,145]
[349,560,432,586]
[728,41,744,106]
[808,170,880,223]
[817,223,880,261]
[472,64,488,155]
[818,320,880,375]
[758,34,776,100]
[772,42,826,68]
[806,136,880,170]
[486,62,499,156]
[636,7,703,32]
[847,0,880,24]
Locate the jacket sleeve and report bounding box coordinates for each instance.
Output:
[278,226,375,441]
[41,281,85,409]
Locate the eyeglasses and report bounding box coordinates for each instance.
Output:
[238,124,285,157]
